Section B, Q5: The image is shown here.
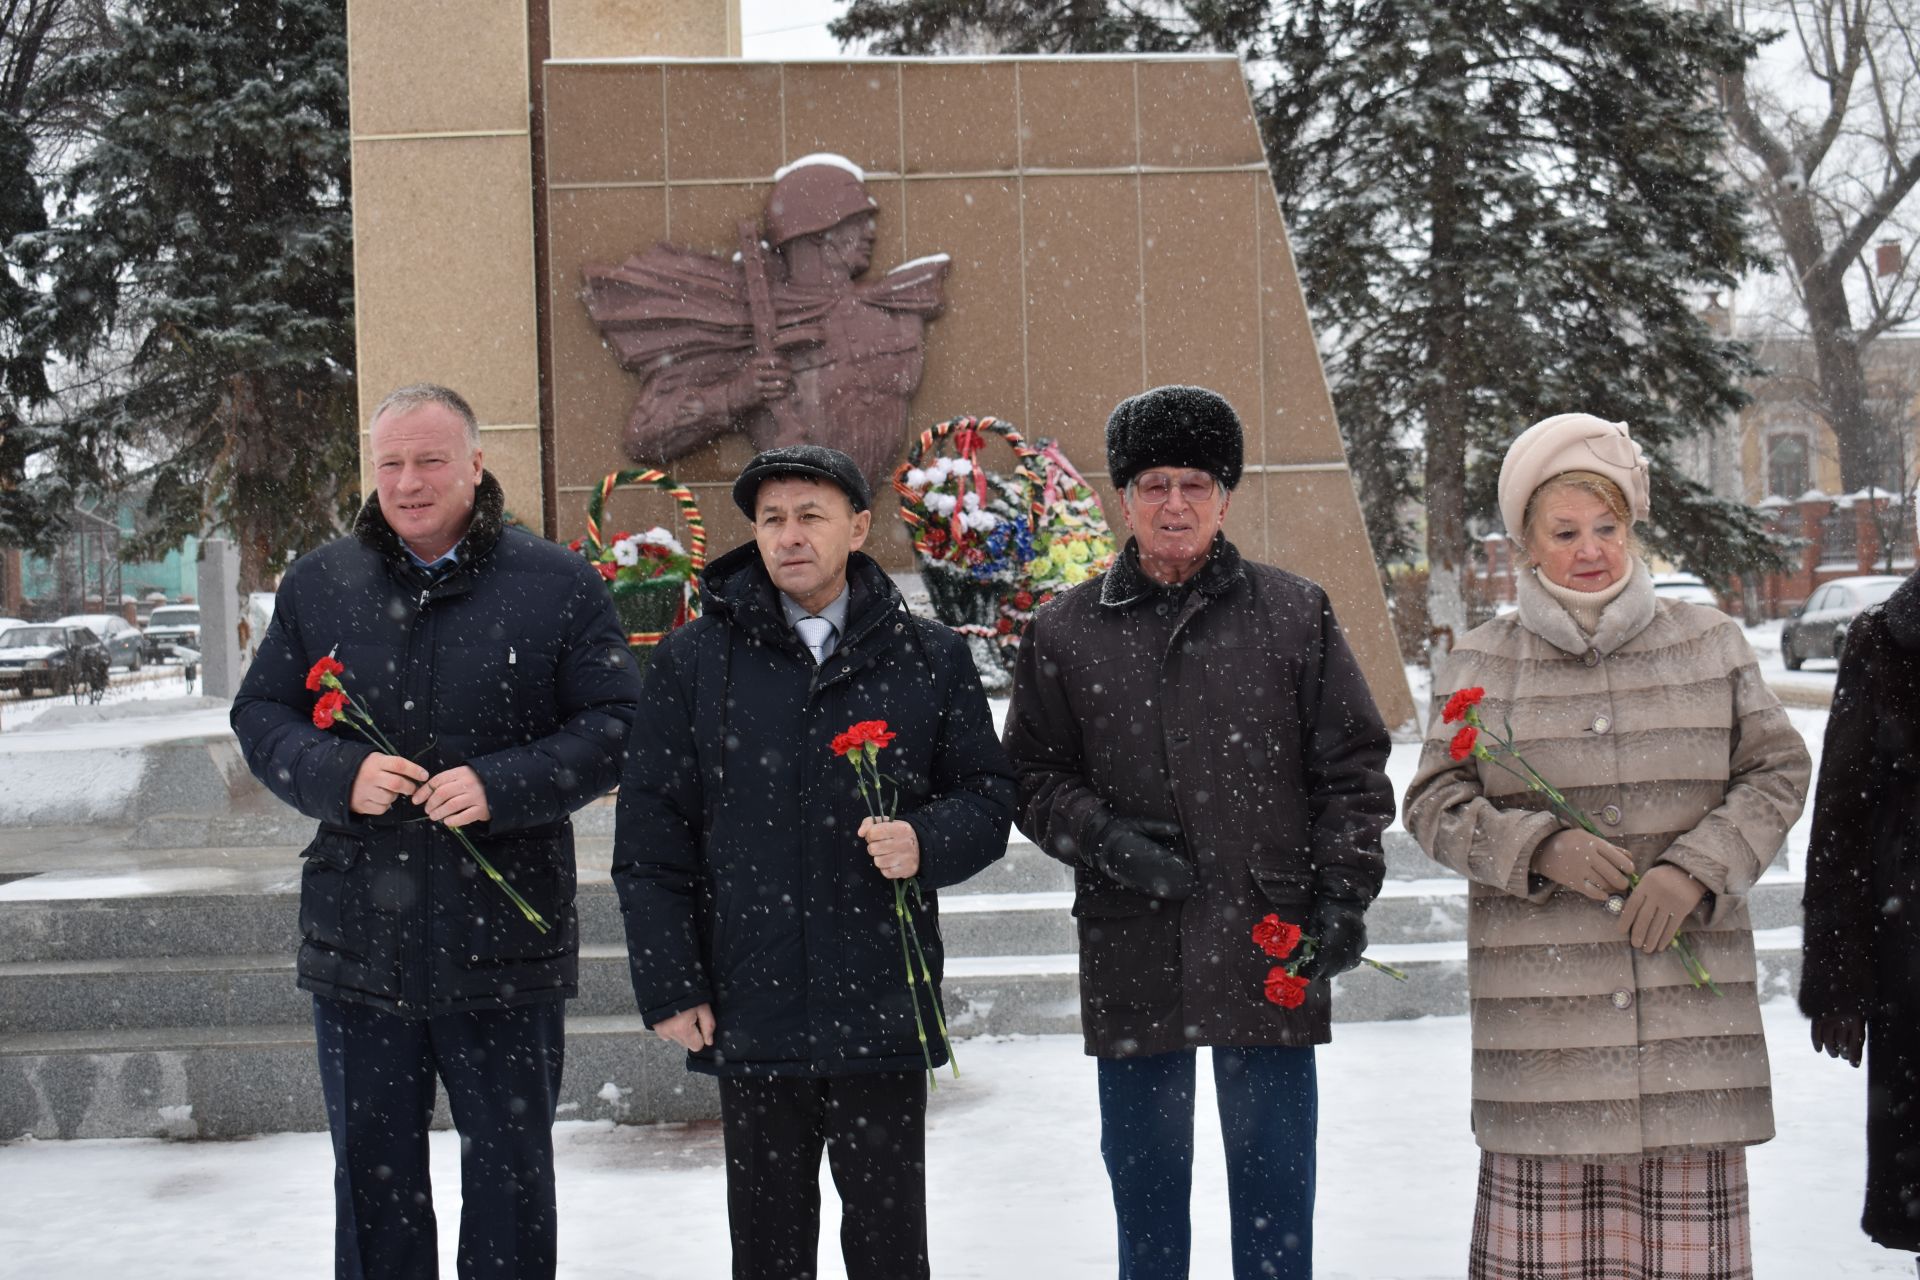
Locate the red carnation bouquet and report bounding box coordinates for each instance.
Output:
[831,719,956,1087]
[1252,910,1407,1010]
[307,653,548,934]
[1441,685,1717,992]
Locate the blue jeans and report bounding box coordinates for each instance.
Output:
[1097,1045,1317,1280]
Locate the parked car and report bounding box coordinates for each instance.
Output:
[57,612,144,670]
[0,623,111,699]
[1651,573,1721,608]
[1782,575,1908,670]
[0,617,25,637]
[144,604,201,661]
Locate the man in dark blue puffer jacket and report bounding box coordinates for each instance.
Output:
[233,383,641,1280]
[613,444,1015,1280]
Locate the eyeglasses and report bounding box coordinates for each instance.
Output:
[1130,473,1218,505]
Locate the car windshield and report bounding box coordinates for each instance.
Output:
[0,627,65,648]
[149,608,198,626]
[1862,580,1904,605]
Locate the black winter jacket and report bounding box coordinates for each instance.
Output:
[1005,536,1395,1056]
[611,544,1016,1077]
[232,474,642,1016]
[1801,568,1920,1250]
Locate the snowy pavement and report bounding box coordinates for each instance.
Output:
[0,1000,1903,1278]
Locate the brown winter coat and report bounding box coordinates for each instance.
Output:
[1404,563,1809,1161]
[1005,536,1395,1057]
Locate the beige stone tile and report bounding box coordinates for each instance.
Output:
[549,0,734,58]
[664,63,784,182]
[1140,171,1263,461]
[665,182,767,257]
[1258,184,1344,467]
[1021,175,1144,454]
[899,178,1028,440]
[1261,470,1415,725]
[1137,58,1264,168]
[351,135,538,429]
[901,62,1017,175]
[481,428,547,532]
[348,0,528,137]
[544,64,665,186]
[783,63,902,176]
[1018,61,1138,171]
[548,187,671,494]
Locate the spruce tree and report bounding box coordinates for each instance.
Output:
[26,0,354,590]
[836,1,1782,625]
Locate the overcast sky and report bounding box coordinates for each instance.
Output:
[740,0,859,57]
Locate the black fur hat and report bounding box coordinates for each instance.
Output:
[1105,385,1245,492]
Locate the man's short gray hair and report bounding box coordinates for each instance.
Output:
[370,383,481,450]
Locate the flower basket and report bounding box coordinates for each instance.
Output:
[893,416,1037,673]
[578,468,707,665]
[1011,440,1116,618]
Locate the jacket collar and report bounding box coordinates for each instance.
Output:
[701,542,905,659]
[354,471,506,580]
[1515,557,1655,656]
[1099,534,1244,609]
[1884,570,1920,652]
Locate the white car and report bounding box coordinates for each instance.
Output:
[144,604,202,661]
[1650,574,1720,608]
[56,612,145,670]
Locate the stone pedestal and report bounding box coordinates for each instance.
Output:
[195,539,243,700]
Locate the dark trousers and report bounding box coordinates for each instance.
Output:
[312,994,566,1280]
[717,1071,930,1280]
[1097,1045,1317,1280]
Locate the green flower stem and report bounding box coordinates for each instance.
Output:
[1464,706,1715,993]
[893,875,936,1088]
[900,880,958,1079]
[328,684,549,934]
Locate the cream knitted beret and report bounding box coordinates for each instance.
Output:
[1497,413,1651,538]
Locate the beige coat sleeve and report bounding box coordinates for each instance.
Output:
[1402,677,1562,902]
[1654,626,1811,924]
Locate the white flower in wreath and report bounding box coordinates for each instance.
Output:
[925,491,958,517]
[950,458,974,476]
[612,539,642,566]
[962,509,1000,532]
[639,528,686,555]
[905,468,930,490]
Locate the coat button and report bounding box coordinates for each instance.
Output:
[403,699,415,711]
[1611,989,1634,1010]
[1602,804,1622,826]
[1591,714,1611,734]
[1583,649,1601,667]
[1172,730,1190,745]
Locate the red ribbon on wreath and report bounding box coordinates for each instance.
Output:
[950,420,991,544]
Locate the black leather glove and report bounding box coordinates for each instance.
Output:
[1090,816,1194,901]
[1297,896,1367,980]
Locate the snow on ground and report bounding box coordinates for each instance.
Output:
[0,1001,1902,1278]
[0,663,215,736]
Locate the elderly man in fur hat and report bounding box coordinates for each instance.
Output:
[1003,385,1396,1280]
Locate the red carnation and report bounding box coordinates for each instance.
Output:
[598,562,619,580]
[1252,913,1302,960]
[1448,725,1479,762]
[995,617,1014,635]
[831,731,859,757]
[568,538,583,552]
[1264,966,1310,1009]
[311,689,347,730]
[1013,591,1034,610]
[1441,686,1486,725]
[848,720,896,749]
[305,655,344,692]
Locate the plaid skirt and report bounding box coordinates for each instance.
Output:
[1468,1149,1753,1280]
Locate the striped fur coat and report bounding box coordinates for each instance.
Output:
[1404,562,1810,1161]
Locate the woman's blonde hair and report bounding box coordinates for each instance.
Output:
[1517,470,1642,564]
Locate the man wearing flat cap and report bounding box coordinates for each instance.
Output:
[611,443,1015,1280]
[1004,386,1396,1279]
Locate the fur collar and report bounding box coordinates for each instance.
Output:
[1884,569,1920,652]
[1514,557,1656,656]
[1099,534,1245,609]
[353,470,506,569]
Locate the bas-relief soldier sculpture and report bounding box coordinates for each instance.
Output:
[583,154,948,489]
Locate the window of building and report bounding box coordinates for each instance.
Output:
[1767,433,1810,498]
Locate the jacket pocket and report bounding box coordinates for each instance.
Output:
[1071,866,1158,919]
[1252,868,1315,914]
[455,834,575,966]
[299,829,373,962]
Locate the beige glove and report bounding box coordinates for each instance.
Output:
[1531,829,1635,901]
[1618,864,1706,954]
